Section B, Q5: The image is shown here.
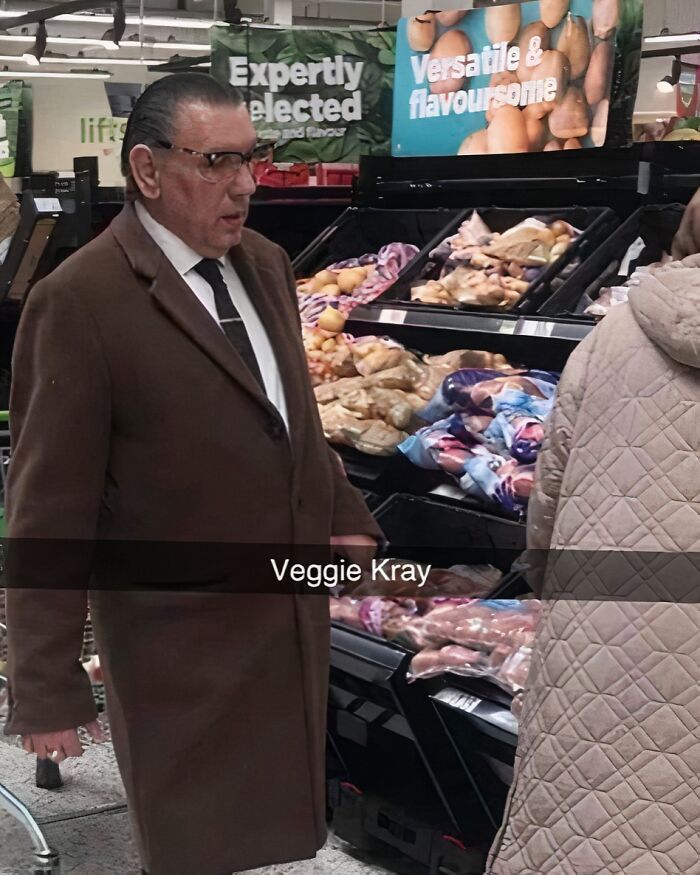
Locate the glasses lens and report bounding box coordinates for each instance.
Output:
[198,153,244,182]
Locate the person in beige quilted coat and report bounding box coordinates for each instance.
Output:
[487,253,700,875]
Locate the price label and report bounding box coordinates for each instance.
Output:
[378,308,407,324]
[499,320,517,335]
[517,319,554,338]
[433,687,480,714]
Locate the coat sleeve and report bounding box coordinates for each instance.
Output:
[4,278,110,735]
[277,248,382,541]
[525,333,592,595]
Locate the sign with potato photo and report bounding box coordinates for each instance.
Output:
[392,0,643,157]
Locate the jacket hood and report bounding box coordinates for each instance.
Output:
[628,254,700,368]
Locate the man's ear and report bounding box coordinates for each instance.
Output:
[129,145,160,200]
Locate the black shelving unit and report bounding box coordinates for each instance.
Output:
[328,622,514,872]
[247,185,351,260]
[322,147,700,874]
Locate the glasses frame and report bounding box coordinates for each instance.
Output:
[153,139,273,182]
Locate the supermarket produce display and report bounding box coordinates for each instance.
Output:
[298,242,420,327]
[400,369,558,515]
[309,328,521,460]
[331,591,538,708]
[540,203,686,316]
[1,142,698,875]
[409,212,579,309]
[308,145,700,870]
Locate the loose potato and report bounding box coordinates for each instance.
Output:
[544,139,563,151]
[540,0,569,28]
[549,86,590,140]
[593,0,619,39]
[590,98,609,146]
[315,269,337,286]
[306,333,324,350]
[557,13,591,80]
[321,338,337,352]
[485,3,521,44]
[317,306,347,333]
[564,137,583,149]
[320,283,341,297]
[458,128,489,156]
[337,268,364,293]
[436,10,466,26]
[408,13,436,52]
[517,22,551,82]
[487,105,529,154]
[549,220,570,236]
[429,29,472,95]
[584,40,614,105]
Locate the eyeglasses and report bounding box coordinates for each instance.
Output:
[154,140,273,183]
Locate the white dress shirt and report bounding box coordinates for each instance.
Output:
[135,201,289,428]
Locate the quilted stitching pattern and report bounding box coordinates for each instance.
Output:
[488,269,700,875]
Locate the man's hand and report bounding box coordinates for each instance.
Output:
[331,534,378,569]
[22,720,104,763]
[672,189,700,260]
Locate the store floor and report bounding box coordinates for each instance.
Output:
[0,727,425,875]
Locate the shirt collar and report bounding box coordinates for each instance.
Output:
[134,200,227,276]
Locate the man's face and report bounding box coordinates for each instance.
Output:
[152,100,258,258]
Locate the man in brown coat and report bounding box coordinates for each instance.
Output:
[4,73,380,875]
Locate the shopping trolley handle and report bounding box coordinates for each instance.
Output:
[0,783,61,873]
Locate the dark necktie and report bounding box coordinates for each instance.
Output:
[193,258,265,390]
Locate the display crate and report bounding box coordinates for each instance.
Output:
[375,206,617,317]
[328,622,502,848]
[373,493,525,573]
[292,206,468,280]
[538,204,687,317]
[333,784,489,875]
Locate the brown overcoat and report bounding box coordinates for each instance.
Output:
[3,203,381,875]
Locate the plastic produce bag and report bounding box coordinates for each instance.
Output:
[407,599,541,694]
[297,242,419,327]
[420,370,558,424]
[401,370,559,515]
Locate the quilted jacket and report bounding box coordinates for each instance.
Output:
[487,255,700,875]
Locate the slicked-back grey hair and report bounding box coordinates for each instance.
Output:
[121,72,244,197]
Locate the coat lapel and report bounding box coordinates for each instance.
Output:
[110,204,274,414]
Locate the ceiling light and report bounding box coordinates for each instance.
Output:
[41,55,167,66]
[0,12,221,29]
[645,31,700,44]
[657,57,681,93]
[0,67,111,78]
[0,34,118,48]
[149,41,209,51]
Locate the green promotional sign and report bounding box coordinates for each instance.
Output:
[0,80,24,177]
[210,26,395,163]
